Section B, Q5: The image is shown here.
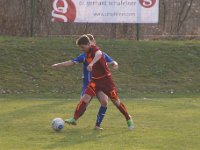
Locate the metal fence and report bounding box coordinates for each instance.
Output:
[0,0,200,39]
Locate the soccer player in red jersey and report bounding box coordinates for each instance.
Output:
[52,34,118,130]
[66,35,134,130]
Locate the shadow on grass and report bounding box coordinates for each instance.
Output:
[45,127,127,150]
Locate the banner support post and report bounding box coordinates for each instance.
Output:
[136,23,140,41]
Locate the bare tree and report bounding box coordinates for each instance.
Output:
[176,0,194,33]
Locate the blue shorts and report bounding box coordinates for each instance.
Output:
[81,85,87,96]
[81,80,89,96]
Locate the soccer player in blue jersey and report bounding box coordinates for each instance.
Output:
[52,34,118,130]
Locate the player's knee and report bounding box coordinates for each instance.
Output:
[97,92,108,107]
[81,94,91,104]
[100,99,108,107]
[100,95,108,107]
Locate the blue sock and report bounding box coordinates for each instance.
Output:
[96,106,107,127]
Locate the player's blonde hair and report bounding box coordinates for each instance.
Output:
[86,34,95,43]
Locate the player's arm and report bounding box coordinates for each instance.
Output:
[51,60,75,69]
[51,53,85,69]
[104,52,119,70]
[87,50,102,71]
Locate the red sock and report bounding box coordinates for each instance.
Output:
[74,100,87,120]
[117,102,131,121]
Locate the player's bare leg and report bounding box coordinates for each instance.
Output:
[111,98,134,130]
[94,91,109,130]
[65,94,92,125]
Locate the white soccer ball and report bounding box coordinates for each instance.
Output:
[52,118,64,131]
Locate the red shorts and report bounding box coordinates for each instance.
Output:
[84,76,119,101]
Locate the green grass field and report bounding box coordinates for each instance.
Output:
[0,36,200,149]
[0,97,199,150]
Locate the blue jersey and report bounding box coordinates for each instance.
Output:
[72,52,114,95]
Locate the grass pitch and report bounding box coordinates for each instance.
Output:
[0,97,199,150]
[0,36,200,149]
